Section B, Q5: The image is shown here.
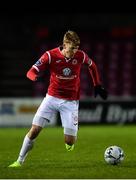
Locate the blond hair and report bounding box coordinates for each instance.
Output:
[63,30,80,46]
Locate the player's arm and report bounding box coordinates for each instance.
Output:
[88,60,108,100]
[88,60,101,86]
[27,67,39,81]
[27,52,50,81]
[83,52,108,100]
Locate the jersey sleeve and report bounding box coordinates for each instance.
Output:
[88,60,101,86]
[83,51,101,86]
[26,51,51,81]
[32,51,51,72]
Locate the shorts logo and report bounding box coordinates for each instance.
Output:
[72,112,78,126]
[63,68,71,76]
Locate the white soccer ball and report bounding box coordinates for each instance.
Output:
[104,145,124,165]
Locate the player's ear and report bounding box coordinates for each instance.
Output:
[63,43,66,49]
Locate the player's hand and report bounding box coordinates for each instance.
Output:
[94,85,108,100]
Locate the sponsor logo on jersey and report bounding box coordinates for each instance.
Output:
[56,75,77,79]
[63,68,71,76]
[56,67,77,79]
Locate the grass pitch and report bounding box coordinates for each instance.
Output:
[0,125,136,179]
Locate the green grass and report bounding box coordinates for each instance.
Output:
[0,125,136,178]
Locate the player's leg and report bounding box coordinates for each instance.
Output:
[16,123,43,164]
[60,100,79,151]
[9,94,57,167]
[8,116,46,167]
[64,133,76,145]
[64,128,77,151]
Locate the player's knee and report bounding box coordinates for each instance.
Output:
[65,139,74,145]
[64,133,77,145]
[64,128,77,136]
[64,128,77,145]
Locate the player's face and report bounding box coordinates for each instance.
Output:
[63,42,79,58]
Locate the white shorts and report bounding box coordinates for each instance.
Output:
[32,94,79,133]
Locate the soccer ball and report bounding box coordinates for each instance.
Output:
[104,145,124,165]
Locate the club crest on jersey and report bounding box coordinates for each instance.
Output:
[72,59,77,65]
[35,59,42,66]
[63,68,71,76]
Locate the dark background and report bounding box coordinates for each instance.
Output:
[1,11,136,99]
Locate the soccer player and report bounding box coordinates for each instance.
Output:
[8,30,108,167]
